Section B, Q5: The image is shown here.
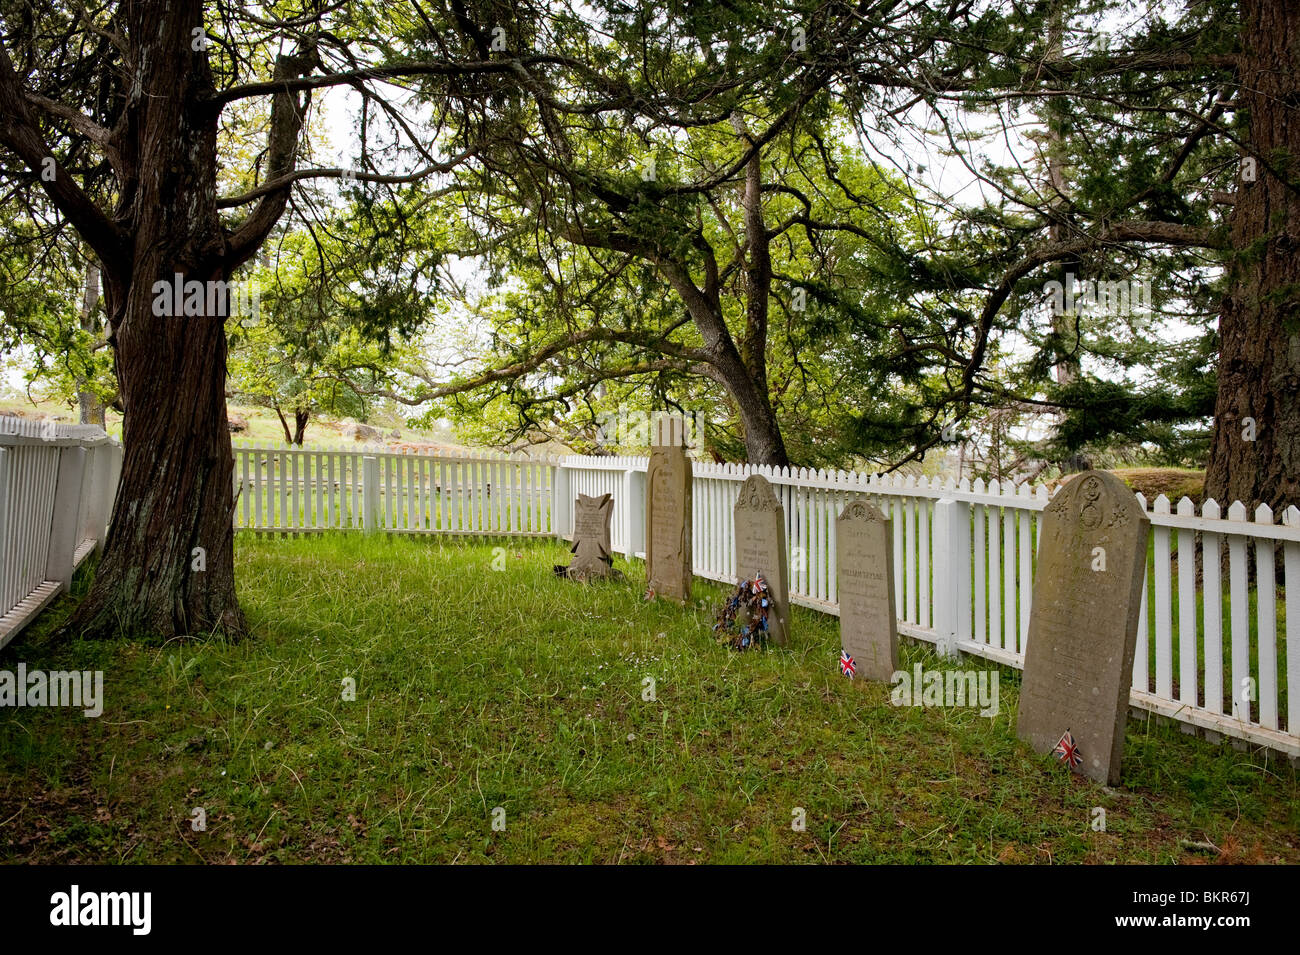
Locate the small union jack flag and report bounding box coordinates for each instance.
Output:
[840,648,856,678]
[1054,730,1082,768]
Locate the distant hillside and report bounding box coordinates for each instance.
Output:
[0,398,571,459]
[1051,467,1206,507]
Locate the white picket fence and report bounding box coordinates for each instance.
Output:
[0,418,121,649]
[4,432,1289,757]
[232,442,556,536]
[558,455,1300,758]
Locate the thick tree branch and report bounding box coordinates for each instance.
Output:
[0,43,126,271]
[333,325,715,406]
[218,162,465,208]
[960,220,1222,402]
[222,49,315,268]
[208,60,518,108]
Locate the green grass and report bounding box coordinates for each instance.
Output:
[1,534,1296,864]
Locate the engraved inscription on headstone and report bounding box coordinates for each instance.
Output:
[563,493,617,581]
[836,498,897,682]
[733,474,790,646]
[646,428,692,602]
[1016,470,1150,784]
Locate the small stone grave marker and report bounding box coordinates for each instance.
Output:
[836,498,898,682]
[733,474,790,646]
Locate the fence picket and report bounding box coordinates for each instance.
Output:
[1002,495,1016,652]
[905,496,917,625]
[1153,495,1174,699]
[1228,501,1250,722]
[973,501,986,644]
[918,496,930,629]
[1018,489,1033,652]
[1202,500,1223,714]
[1285,506,1299,734]
[1177,497,1198,706]
[988,486,1001,649]
[1256,504,1278,729]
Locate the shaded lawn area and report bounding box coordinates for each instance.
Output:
[1,534,1296,864]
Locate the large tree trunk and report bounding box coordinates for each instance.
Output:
[77,259,106,428]
[1044,6,1089,475]
[732,114,787,469]
[1204,0,1300,514]
[696,329,789,467]
[654,261,790,467]
[76,279,245,638]
[67,2,246,639]
[729,366,789,466]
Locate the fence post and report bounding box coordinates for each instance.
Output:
[931,497,971,658]
[552,463,572,540]
[362,455,381,533]
[82,444,110,555]
[622,467,645,560]
[45,446,87,592]
[74,442,95,545]
[0,447,9,612]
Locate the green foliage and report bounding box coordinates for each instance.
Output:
[227,189,450,440]
[0,210,113,412]
[0,0,1259,476]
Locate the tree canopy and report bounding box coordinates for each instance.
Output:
[0,0,1295,639]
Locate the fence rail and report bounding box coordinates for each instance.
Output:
[0,418,121,649]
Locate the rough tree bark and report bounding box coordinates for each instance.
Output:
[1204,0,1300,514]
[732,115,788,468]
[653,256,790,467]
[552,218,791,466]
[69,4,247,638]
[77,259,106,428]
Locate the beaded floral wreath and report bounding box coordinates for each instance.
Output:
[712,574,771,650]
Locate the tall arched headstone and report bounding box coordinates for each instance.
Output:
[1016,470,1150,784]
[733,474,790,646]
[646,418,692,602]
[837,498,898,682]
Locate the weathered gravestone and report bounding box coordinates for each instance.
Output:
[836,498,898,682]
[645,418,692,602]
[1016,470,1150,784]
[558,493,618,581]
[733,474,790,646]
